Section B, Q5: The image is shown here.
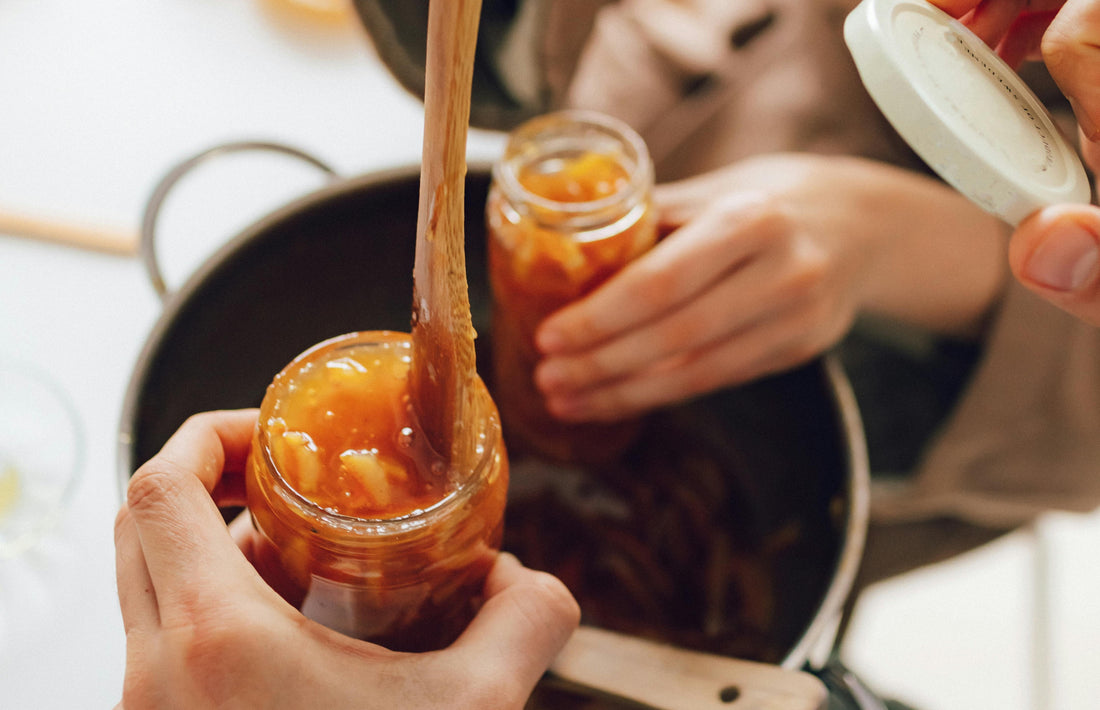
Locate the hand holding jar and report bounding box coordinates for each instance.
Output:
[535,153,1009,421]
[114,409,579,710]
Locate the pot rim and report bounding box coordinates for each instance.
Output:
[778,354,869,669]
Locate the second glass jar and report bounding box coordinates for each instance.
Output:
[486,110,658,465]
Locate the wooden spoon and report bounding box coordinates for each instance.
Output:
[409,0,482,465]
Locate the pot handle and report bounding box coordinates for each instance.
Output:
[808,659,891,710]
[549,626,829,709]
[140,140,339,300]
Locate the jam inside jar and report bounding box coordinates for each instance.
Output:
[487,110,657,465]
[245,331,508,651]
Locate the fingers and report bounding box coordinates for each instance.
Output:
[964,0,1030,47]
[535,248,789,401]
[125,410,261,625]
[927,0,1062,20]
[928,0,983,16]
[535,192,770,356]
[1043,0,1100,139]
[927,2,1073,76]
[114,505,159,634]
[1010,204,1100,326]
[127,409,256,500]
[452,554,580,698]
[997,11,1058,67]
[544,299,840,422]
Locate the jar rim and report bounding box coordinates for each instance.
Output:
[255,331,501,536]
[492,109,654,218]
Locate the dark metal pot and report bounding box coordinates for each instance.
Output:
[117,143,870,707]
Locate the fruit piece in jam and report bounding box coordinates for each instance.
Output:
[520,151,630,203]
[263,341,447,518]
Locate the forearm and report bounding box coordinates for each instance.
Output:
[831,156,1011,339]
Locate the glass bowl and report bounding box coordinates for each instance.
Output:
[0,360,84,557]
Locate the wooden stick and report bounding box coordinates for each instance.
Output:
[409,0,482,465]
[0,210,138,255]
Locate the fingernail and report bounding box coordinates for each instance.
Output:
[535,326,566,354]
[1024,222,1100,292]
[545,395,585,421]
[534,360,569,392]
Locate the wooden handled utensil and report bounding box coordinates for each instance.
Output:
[409,0,482,465]
[0,209,138,255]
[549,626,829,710]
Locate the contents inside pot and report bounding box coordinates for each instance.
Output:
[480,336,825,668]
[503,433,791,665]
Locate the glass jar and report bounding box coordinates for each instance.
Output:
[245,331,508,652]
[486,110,657,465]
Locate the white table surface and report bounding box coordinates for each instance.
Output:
[4,3,1100,710]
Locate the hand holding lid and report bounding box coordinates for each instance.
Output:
[847,0,1100,327]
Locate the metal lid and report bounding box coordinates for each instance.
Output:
[844,0,1090,225]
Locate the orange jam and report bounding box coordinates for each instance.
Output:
[519,152,630,203]
[487,111,657,464]
[245,331,508,651]
[262,337,444,518]
[489,151,654,306]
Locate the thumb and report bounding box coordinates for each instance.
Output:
[1010,204,1100,327]
[450,554,580,698]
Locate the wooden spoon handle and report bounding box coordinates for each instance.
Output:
[410,0,482,464]
[0,210,138,255]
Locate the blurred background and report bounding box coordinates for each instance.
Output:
[0,1,1097,708]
